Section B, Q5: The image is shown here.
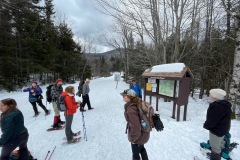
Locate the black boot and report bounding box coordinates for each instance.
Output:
[80,107,86,112]
[45,109,50,115]
[210,151,221,160]
[57,115,65,125]
[33,112,39,117]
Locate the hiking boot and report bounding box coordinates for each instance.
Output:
[80,108,86,112]
[33,112,39,117]
[210,151,221,160]
[58,121,65,126]
[53,123,61,129]
[88,107,94,110]
[73,131,81,136]
[45,110,50,116]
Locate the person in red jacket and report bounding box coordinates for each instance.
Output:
[61,86,80,144]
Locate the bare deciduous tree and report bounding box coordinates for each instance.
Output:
[222,0,240,119]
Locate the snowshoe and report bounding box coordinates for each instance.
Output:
[229,142,238,152]
[47,126,65,131]
[68,137,81,144]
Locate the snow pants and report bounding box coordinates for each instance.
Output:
[30,99,48,115]
[65,114,74,141]
[0,132,30,160]
[209,132,225,154]
[131,143,148,160]
[52,101,60,116]
[82,94,91,109]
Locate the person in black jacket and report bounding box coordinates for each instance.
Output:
[203,88,232,160]
[0,98,30,160]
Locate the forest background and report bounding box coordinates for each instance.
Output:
[0,0,240,118]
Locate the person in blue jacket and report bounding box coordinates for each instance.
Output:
[23,81,49,117]
[130,79,142,98]
[0,98,30,160]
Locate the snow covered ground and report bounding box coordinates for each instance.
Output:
[0,76,239,160]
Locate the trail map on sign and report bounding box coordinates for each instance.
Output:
[159,80,174,97]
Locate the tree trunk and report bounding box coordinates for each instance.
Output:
[229,17,240,119]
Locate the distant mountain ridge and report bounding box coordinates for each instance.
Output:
[84,48,123,59]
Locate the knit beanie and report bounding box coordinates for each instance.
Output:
[56,79,62,84]
[32,81,38,85]
[209,88,226,100]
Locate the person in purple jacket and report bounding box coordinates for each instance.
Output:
[23,81,50,117]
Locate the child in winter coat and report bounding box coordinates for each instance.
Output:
[23,81,49,117]
[61,86,80,143]
[203,88,232,160]
[0,98,30,160]
[121,89,149,160]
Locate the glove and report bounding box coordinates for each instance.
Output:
[152,114,164,132]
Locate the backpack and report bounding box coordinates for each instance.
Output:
[57,96,67,111]
[76,81,84,97]
[46,84,53,102]
[138,101,164,132]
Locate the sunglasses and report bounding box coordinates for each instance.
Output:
[123,89,130,95]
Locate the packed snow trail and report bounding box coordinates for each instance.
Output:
[0,76,239,160]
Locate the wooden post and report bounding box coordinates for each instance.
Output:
[156,96,159,111]
[183,105,187,121]
[172,102,176,119]
[177,105,181,121]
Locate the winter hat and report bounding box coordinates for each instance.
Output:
[32,81,38,85]
[85,78,90,82]
[120,89,136,97]
[209,88,226,100]
[56,79,62,84]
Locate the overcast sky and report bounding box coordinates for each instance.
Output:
[52,0,113,53]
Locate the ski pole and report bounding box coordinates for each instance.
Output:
[82,111,87,141]
[48,146,56,160]
[44,150,50,160]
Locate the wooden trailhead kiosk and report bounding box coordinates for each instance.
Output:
[142,63,193,121]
